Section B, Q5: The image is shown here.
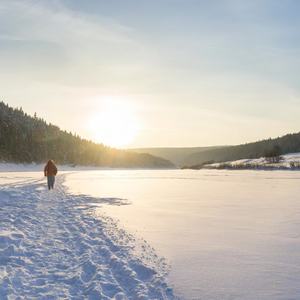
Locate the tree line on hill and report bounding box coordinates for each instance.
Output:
[182,145,300,170]
[182,133,300,167]
[0,102,174,168]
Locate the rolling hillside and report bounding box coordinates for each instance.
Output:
[130,146,223,166]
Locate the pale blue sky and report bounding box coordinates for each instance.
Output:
[0,0,299,147]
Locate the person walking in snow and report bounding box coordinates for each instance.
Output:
[44,160,58,190]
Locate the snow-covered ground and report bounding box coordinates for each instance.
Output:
[66,169,300,300]
[0,170,176,299]
[205,152,300,169]
[2,167,300,299]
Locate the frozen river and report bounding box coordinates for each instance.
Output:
[66,169,300,300]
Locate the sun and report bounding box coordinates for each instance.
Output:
[88,98,139,148]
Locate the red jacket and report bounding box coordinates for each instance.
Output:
[44,161,58,176]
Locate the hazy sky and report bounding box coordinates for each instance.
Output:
[1,0,300,147]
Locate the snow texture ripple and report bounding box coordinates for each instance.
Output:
[0,174,176,299]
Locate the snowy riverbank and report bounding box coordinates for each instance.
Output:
[0,172,176,299]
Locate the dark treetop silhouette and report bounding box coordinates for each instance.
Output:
[0,102,174,168]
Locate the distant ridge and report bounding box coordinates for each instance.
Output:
[130,146,225,166]
[0,102,174,168]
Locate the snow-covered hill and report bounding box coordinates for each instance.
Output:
[204,152,300,170]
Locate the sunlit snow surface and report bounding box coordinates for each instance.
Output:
[0,171,176,299]
[1,168,300,299]
[66,169,300,300]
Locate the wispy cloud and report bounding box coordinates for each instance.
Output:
[0,0,148,89]
[0,0,132,44]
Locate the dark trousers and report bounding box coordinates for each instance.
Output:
[47,176,55,190]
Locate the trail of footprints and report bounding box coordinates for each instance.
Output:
[0,175,176,299]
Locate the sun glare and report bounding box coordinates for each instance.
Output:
[88,98,139,148]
